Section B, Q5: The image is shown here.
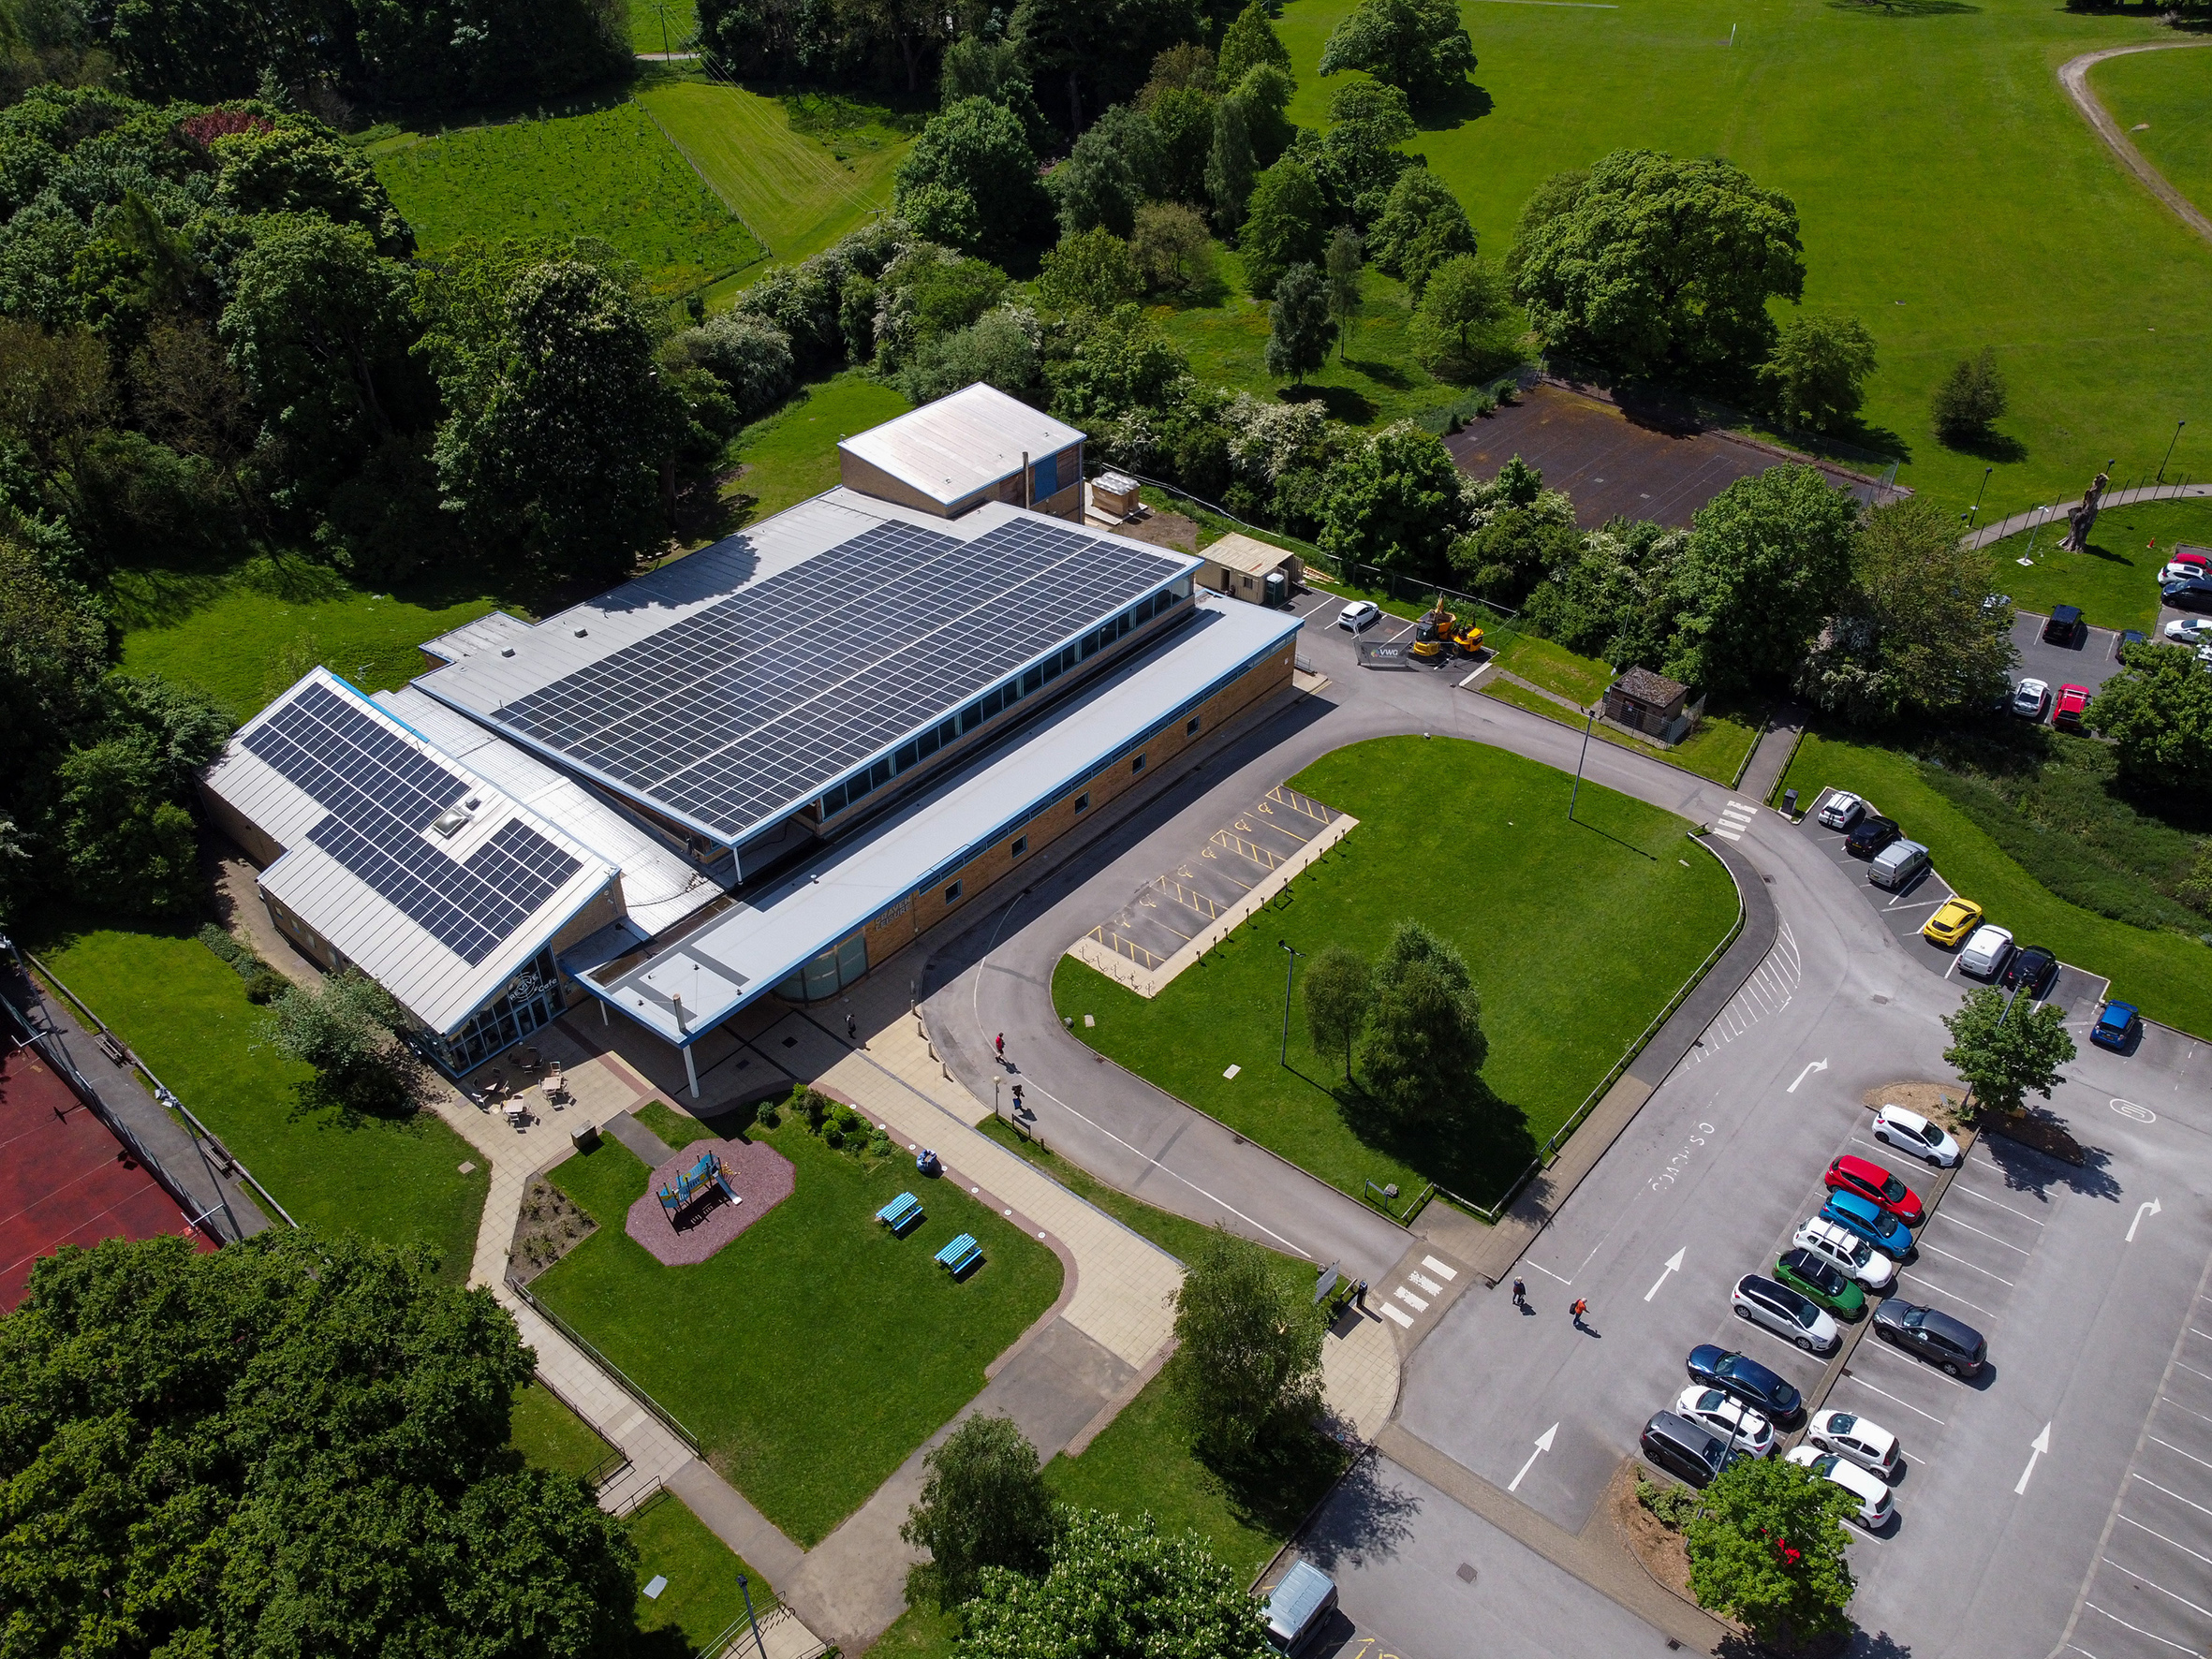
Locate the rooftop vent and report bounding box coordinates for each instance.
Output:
[574,627,589,638]
[431,807,471,838]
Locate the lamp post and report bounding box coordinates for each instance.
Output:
[1277,939,1305,1064]
[736,1574,769,1659]
[1568,706,1597,822]
[2158,418,2187,486]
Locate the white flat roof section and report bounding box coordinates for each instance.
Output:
[837,382,1084,509]
[202,669,616,1036]
[412,491,1199,848]
[587,595,1301,1047]
[417,609,536,665]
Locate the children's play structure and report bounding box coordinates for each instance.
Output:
[656,1150,739,1226]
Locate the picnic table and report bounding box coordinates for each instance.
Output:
[935,1233,981,1276]
[877,1192,923,1233]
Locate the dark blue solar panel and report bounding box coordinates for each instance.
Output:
[244,683,583,967]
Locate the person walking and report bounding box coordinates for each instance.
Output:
[995,1032,1005,1062]
[1571,1298,1588,1330]
[1512,1278,1526,1310]
[846,1012,857,1043]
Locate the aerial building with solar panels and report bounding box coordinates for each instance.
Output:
[200,386,1303,1090]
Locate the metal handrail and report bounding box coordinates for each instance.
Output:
[505,1272,703,1454]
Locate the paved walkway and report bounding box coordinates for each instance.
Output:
[1967,480,2212,550]
[2057,42,2212,251]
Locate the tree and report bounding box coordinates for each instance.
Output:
[2088,640,2212,790]
[0,535,107,784]
[1797,496,2015,725]
[1324,226,1363,359]
[1367,166,1474,298]
[1303,943,1371,1079]
[900,304,1044,404]
[893,96,1051,260]
[1010,0,1203,135]
[1132,199,1216,297]
[1204,93,1255,235]
[1042,302,1188,427]
[427,256,686,586]
[1145,81,1219,206]
[210,120,413,257]
[1502,166,1589,286]
[0,1228,640,1659]
[264,966,428,1118]
[1305,80,1414,225]
[1684,1455,1857,1649]
[1408,252,1511,380]
[1318,0,1474,106]
[1039,225,1143,312]
[1760,313,1877,435]
[1354,920,1489,1138]
[1511,149,1804,380]
[51,732,202,914]
[960,1509,1273,1659]
[1168,1226,1325,1459]
[1451,500,1583,606]
[900,1414,1058,1609]
[1318,420,1465,577]
[1665,464,1860,696]
[1263,260,1335,384]
[938,32,1054,149]
[1941,985,2075,1121]
[1215,0,1290,84]
[1930,346,2008,446]
[1049,102,1163,238]
[1239,154,1327,299]
[668,311,796,420]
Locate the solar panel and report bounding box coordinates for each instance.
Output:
[489,515,1187,841]
[244,683,583,967]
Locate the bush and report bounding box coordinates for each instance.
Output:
[756,1098,782,1128]
[1130,200,1215,298]
[668,313,795,421]
[1931,346,2008,445]
[1759,313,1876,436]
[1638,1474,1700,1529]
[824,1123,846,1149]
[1038,226,1143,313]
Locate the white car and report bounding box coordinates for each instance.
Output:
[1793,1217,1898,1288]
[1787,1446,1895,1529]
[1873,1104,1961,1168]
[1675,1386,1777,1458]
[1958,923,2015,978]
[1817,790,1865,830]
[1732,1273,1841,1355]
[1805,1409,1901,1476]
[2161,561,2211,585]
[2162,617,2212,645]
[1336,600,1379,632]
[2010,678,2050,720]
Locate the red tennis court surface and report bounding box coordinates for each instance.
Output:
[1446,380,1888,529]
[2,1044,209,1312]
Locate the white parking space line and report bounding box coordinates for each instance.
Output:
[2087,1603,2201,1653]
[1856,1336,1969,1388]
[1917,1241,2017,1285]
[1901,1270,1996,1317]
[2132,1474,2212,1520]
[2146,1434,2212,1474]
[1928,1211,2036,1254]
[1945,1182,2049,1226]
[2172,1360,2212,1386]
[2160,1396,2212,1428]
[2117,1514,2212,1571]
[1837,1373,1947,1425]
[2191,1328,2212,1343]
[1886,899,1948,914]
[2101,1562,2212,1622]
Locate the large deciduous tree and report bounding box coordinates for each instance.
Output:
[899,1414,1058,1609]
[894,95,1052,260]
[1941,985,2075,1121]
[1354,920,1490,1139]
[1408,252,1510,381]
[1303,943,1372,1079]
[1048,102,1164,238]
[1510,150,1805,382]
[0,1228,640,1659]
[1263,259,1335,384]
[1318,0,1475,107]
[1318,419,1465,577]
[1759,313,1876,436]
[2088,641,2212,791]
[1215,0,1290,85]
[1367,166,1474,299]
[1169,1227,1325,1460]
[1664,464,1860,696]
[1238,152,1327,299]
[1930,346,2007,447]
[1685,1456,1858,1649]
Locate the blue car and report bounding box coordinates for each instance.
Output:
[2091,1000,2142,1052]
[1686,1344,1804,1424]
[1820,1190,1913,1258]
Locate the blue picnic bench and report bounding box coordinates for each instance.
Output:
[877,1192,923,1234]
[935,1233,982,1276]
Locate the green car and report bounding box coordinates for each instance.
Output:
[1777,1247,1866,1319]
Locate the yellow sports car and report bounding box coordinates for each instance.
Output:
[1922,897,1983,947]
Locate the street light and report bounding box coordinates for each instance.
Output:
[1568,705,1597,822]
[736,1574,769,1659]
[2159,418,2187,486]
[1277,939,1305,1064]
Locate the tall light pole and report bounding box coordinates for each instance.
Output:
[1568,706,1597,822]
[736,1574,769,1659]
[1277,939,1305,1064]
[2158,418,2187,486]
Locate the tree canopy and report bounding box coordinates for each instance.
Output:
[1942,985,2075,1120]
[1238,153,1328,299]
[2087,640,2212,790]
[1303,943,1372,1079]
[0,1229,640,1659]
[1685,1455,1857,1648]
[1318,0,1476,107]
[1318,419,1466,576]
[895,97,1054,261]
[900,1414,1058,1609]
[1368,167,1475,298]
[1354,919,1490,1141]
[1263,259,1335,384]
[1759,313,1876,436]
[1169,1227,1325,1460]
[1665,464,1860,696]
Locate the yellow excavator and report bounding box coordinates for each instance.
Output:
[1411,598,1456,661]
[1453,617,1486,657]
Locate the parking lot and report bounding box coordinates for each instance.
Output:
[2009,609,2131,703]
[1792,787,2110,1019]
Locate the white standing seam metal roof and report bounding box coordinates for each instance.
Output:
[200,668,617,1036]
[373,686,725,941]
[587,595,1301,1047]
[417,609,537,665]
[836,382,1084,509]
[1204,532,1303,577]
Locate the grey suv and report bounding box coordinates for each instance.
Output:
[1872,1300,1986,1377]
[1641,1411,1733,1490]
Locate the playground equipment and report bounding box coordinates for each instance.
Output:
[656,1151,739,1226]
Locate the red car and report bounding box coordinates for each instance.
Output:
[2052,683,2090,733]
[1825,1155,1924,1226]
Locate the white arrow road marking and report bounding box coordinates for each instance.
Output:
[2015,1423,2052,1494]
[2129,1198,2163,1243]
[1508,1424,1558,1494]
[1644,1247,1688,1302]
[1788,1059,1831,1094]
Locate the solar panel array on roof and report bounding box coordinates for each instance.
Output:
[488,514,1187,842]
[243,683,582,966]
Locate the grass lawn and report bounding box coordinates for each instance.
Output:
[635,1097,704,1149]
[627,0,697,54]
[1778,731,2212,1035]
[1482,675,1762,787]
[1491,633,1614,705]
[115,556,511,724]
[1054,736,1738,1204]
[509,1379,617,1480]
[1988,498,2212,634]
[728,373,911,521]
[535,1123,1062,1547]
[373,99,761,295]
[1272,0,2212,514]
[639,81,909,268]
[28,918,487,1280]
[2089,44,2212,222]
[627,1488,778,1652]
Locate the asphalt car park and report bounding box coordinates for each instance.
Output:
[1794,788,2110,1019]
[2011,609,2127,701]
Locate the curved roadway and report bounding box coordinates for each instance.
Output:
[2057,41,2212,250]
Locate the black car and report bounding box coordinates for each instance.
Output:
[1641,1411,1736,1490]
[2001,945,2057,997]
[2118,629,2147,658]
[1872,1300,1986,1377]
[1686,1344,1804,1423]
[2042,604,2083,645]
[1844,815,1901,859]
[2163,578,2212,615]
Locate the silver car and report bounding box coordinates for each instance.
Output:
[1958,924,2014,978]
[1732,1273,1840,1355]
[2011,678,2050,720]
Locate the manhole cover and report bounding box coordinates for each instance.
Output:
[781,1035,798,1049]
[1456,1563,1477,1584]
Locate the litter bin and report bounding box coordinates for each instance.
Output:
[1783,787,1799,817]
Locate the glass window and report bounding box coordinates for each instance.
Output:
[848,769,875,803]
[918,727,941,758]
[982,686,1003,717]
[835,932,868,987]
[1081,631,1099,659]
[1117,612,1131,638]
[821,783,846,815]
[895,741,919,771]
[944,880,964,903]
[869,757,892,788]
[938,717,959,746]
[1074,792,1089,813]
[803,951,840,1002]
[1024,665,1043,693]
[1186,715,1202,736]
[1131,754,1145,773]
[963,704,983,731]
[1010,835,1027,858]
[1041,653,1062,684]
[1002,676,1022,704]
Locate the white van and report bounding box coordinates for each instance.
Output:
[1262,1561,1338,1654]
[1868,839,1929,891]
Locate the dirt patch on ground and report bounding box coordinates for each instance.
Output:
[509,1176,597,1283]
[1864,1080,1969,1133]
[1108,506,1201,552]
[1603,1460,1698,1605]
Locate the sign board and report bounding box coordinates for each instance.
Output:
[1358,641,1416,670]
[1313,1260,1341,1304]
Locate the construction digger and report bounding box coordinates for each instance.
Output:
[1410,598,1457,661]
[1453,615,1486,657]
